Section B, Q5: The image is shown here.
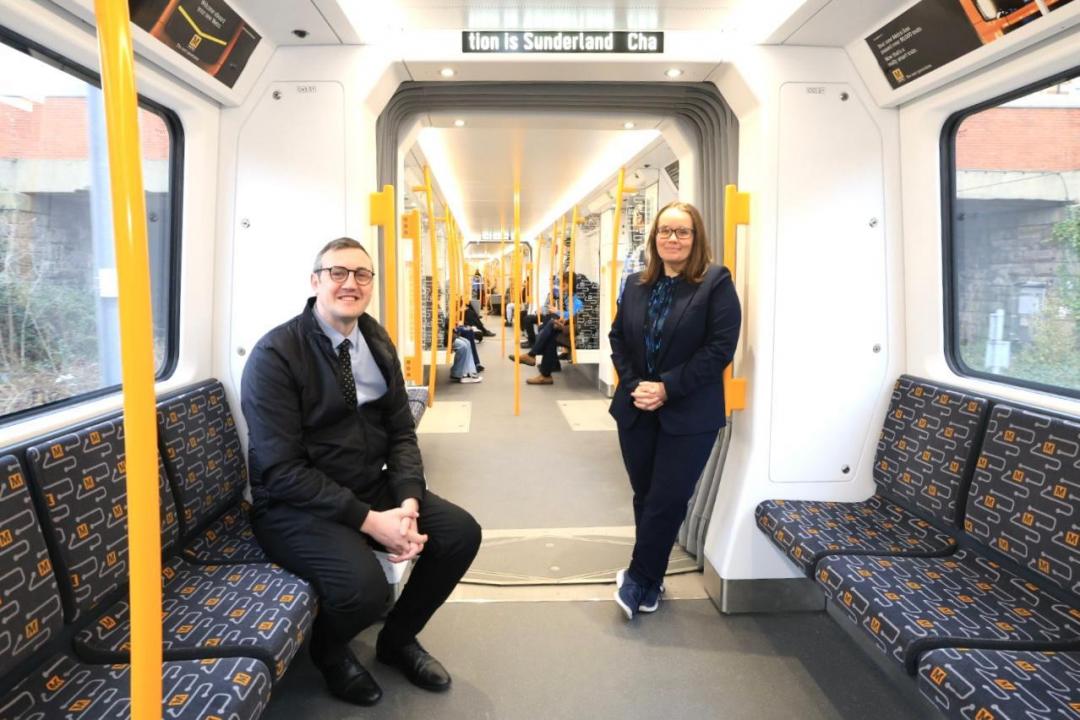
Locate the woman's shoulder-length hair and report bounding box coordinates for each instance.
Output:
[639,201,712,285]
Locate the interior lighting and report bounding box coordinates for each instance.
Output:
[623,121,635,129]
[440,67,456,77]
[454,119,466,127]
[665,68,683,78]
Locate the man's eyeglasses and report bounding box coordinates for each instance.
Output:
[316,266,376,285]
[657,226,694,240]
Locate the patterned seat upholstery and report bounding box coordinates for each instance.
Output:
[406,385,429,425]
[158,381,267,565]
[25,418,181,622]
[817,549,1080,674]
[919,648,1080,719]
[756,376,987,574]
[0,455,64,680]
[0,653,271,720]
[75,557,316,683]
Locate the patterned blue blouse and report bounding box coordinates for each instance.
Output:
[644,275,678,376]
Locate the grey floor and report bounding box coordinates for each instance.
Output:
[262,319,927,719]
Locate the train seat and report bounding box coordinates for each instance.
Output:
[0,453,273,720]
[918,648,1080,719]
[158,381,267,565]
[756,375,989,574]
[816,403,1080,675]
[406,385,429,425]
[23,415,316,685]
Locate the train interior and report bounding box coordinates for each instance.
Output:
[0,0,1078,718]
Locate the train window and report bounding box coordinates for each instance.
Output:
[0,31,181,422]
[946,69,1080,396]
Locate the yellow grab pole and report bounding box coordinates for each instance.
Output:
[533,237,541,319]
[609,167,627,387]
[402,209,423,385]
[512,188,522,415]
[569,206,579,364]
[499,229,506,358]
[723,184,750,413]
[548,223,557,312]
[444,214,455,360]
[370,185,397,345]
[422,167,438,405]
[92,2,161,718]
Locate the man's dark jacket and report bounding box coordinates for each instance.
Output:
[241,297,424,529]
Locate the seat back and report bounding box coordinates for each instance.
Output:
[0,455,63,679]
[157,380,247,538]
[874,375,989,527]
[25,417,180,622]
[963,404,1080,596]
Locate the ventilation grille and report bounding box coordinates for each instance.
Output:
[665,160,680,189]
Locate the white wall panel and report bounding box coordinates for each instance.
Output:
[769,82,888,484]
[229,82,346,390]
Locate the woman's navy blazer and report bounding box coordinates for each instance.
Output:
[608,264,741,435]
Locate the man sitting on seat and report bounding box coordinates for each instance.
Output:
[241,237,481,707]
[509,274,582,385]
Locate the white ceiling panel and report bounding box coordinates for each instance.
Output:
[777,0,909,47]
[231,0,342,45]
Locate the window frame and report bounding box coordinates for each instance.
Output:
[0,24,184,425]
[941,64,1080,400]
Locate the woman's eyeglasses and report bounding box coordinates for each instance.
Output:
[656,226,693,240]
[316,266,376,285]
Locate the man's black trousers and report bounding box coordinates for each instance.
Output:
[253,489,481,666]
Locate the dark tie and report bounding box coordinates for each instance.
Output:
[337,339,357,408]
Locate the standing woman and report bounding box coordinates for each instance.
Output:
[608,201,741,619]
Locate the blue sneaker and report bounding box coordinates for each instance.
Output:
[616,569,664,613]
[614,573,645,620]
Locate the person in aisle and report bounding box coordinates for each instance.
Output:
[509,274,583,385]
[241,237,482,706]
[608,202,741,619]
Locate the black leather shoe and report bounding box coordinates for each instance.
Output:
[316,649,383,706]
[376,638,452,692]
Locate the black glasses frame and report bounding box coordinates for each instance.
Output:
[316,266,376,285]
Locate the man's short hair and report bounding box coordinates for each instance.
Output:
[312,237,370,272]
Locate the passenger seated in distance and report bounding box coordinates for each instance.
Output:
[240,237,481,707]
[510,274,582,385]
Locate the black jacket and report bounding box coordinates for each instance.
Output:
[608,264,741,435]
[241,297,424,529]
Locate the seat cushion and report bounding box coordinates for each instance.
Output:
[0,653,271,720]
[406,385,428,425]
[963,404,1080,596]
[817,549,1080,674]
[181,502,268,565]
[756,495,957,575]
[75,558,316,683]
[919,648,1080,719]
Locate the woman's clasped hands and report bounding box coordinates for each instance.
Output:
[631,380,667,412]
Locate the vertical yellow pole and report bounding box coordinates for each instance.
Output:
[569,206,579,365]
[370,185,397,345]
[499,229,506,359]
[609,167,626,387]
[533,237,541,319]
[92,3,161,718]
[557,215,568,315]
[403,209,423,385]
[548,223,557,314]
[423,166,438,406]
[723,184,750,412]
[512,188,522,416]
[444,214,455,361]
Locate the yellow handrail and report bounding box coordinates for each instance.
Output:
[723,184,750,413]
[92,2,162,717]
[568,206,579,365]
[421,167,438,406]
[512,187,522,415]
[444,214,455,361]
[499,228,506,359]
[609,167,625,387]
[370,185,397,345]
[402,209,423,385]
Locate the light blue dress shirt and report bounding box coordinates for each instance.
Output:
[313,311,388,407]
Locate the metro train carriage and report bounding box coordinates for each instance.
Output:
[0,0,1078,719]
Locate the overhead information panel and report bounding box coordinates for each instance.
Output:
[463,31,663,53]
[131,0,261,88]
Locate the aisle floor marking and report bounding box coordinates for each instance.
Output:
[416,401,471,434]
[557,399,617,431]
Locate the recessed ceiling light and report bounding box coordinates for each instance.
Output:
[665,68,683,78]
[454,119,466,127]
[623,121,635,129]
[440,67,456,78]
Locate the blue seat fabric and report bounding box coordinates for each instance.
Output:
[919,648,1080,719]
[0,455,64,679]
[75,557,316,683]
[158,382,267,565]
[24,419,180,622]
[962,405,1080,596]
[817,549,1080,674]
[756,376,987,575]
[406,385,428,425]
[0,653,271,720]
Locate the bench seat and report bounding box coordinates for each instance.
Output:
[918,647,1080,719]
[0,653,271,720]
[75,557,315,683]
[817,549,1080,674]
[756,495,957,575]
[181,502,266,565]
